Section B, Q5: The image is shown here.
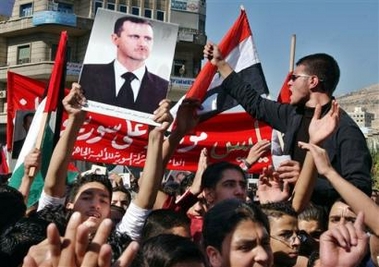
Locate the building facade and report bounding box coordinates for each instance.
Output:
[0,0,206,142]
[347,107,375,128]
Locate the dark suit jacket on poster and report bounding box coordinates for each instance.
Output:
[80,62,169,114]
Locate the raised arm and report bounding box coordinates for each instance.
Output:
[116,101,172,240]
[43,83,86,198]
[298,141,379,236]
[131,99,173,209]
[162,98,201,168]
[319,212,369,267]
[291,101,340,212]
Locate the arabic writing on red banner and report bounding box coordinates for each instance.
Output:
[69,110,272,172]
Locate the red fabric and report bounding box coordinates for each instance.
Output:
[0,146,10,174]
[186,9,251,100]
[277,72,292,103]
[187,213,204,244]
[7,71,272,171]
[70,110,272,171]
[6,71,45,151]
[44,31,67,112]
[162,189,198,213]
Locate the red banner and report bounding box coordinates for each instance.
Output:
[69,110,272,172]
[8,74,273,173]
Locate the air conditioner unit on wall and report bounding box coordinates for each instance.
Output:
[0,91,6,98]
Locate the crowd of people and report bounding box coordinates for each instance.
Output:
[0,41,378,267]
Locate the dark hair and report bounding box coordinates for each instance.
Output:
[260,201,298,220]
[298,203,327,231]
[162,181,180,197]
[0,211,64,267]
[109,231,133,264]
[133,234,206,267]
[0,185,26,232]
[296,53,340,95]
[114,16,152,36]
[0,217,47,267]
[140,209,190,244]
[66,174,112,204]
[201,161,246,189]
[112,185,132,206]
[23,112,34,125]
[203,198,270,251]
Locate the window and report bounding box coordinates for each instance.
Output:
[107,0,115,10]
[173,60,186,77]
[18,45,31,64]
[144,9,152,18]
[156,10,165,21]
[20,3,33,17]
[94,0,103,14]
[131,7,140,16]
[48,0,58,11]
[119,4,127,13]
[57,3,74,13]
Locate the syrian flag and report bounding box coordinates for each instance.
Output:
[8,32,76,207]
[171,8,268,122]
[167,8,272,172]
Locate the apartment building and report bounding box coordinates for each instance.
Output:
[0,0,206,142]
[347,106,375,129]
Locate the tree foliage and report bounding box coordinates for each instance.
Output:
[371,149,379,190]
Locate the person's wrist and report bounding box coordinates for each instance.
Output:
[189,185,201,196]
[216,59,227,68]
[239,159,251,172]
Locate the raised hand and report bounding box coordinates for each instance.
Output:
[174,98,202,136]
[23,148,41,178]
[257,166,291,204]
[308,100,340,145]
[63,83,87,120]
[245,139,271,166]
[203,42,224,65]
[23,212,139,267]
[153,99,173,130]
[297,142,332,177]
[189,148,208,196]
[319,212,369,267]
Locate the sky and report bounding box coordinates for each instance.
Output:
[205,0,379,98]
[0,0,14,16]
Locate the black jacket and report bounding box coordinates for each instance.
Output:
[222,71,372,208]
[80,62,169,114]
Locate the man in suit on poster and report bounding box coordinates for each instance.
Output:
[80,16,169,114]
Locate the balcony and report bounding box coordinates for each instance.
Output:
[0,60,82,83]
[32,10,77,27]
[0,16,92,37]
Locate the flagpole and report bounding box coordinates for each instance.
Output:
[276,34,297,151]
[289,34,296,72]
[28,31,68,177]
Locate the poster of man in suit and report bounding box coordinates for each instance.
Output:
[80,8,178,115]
